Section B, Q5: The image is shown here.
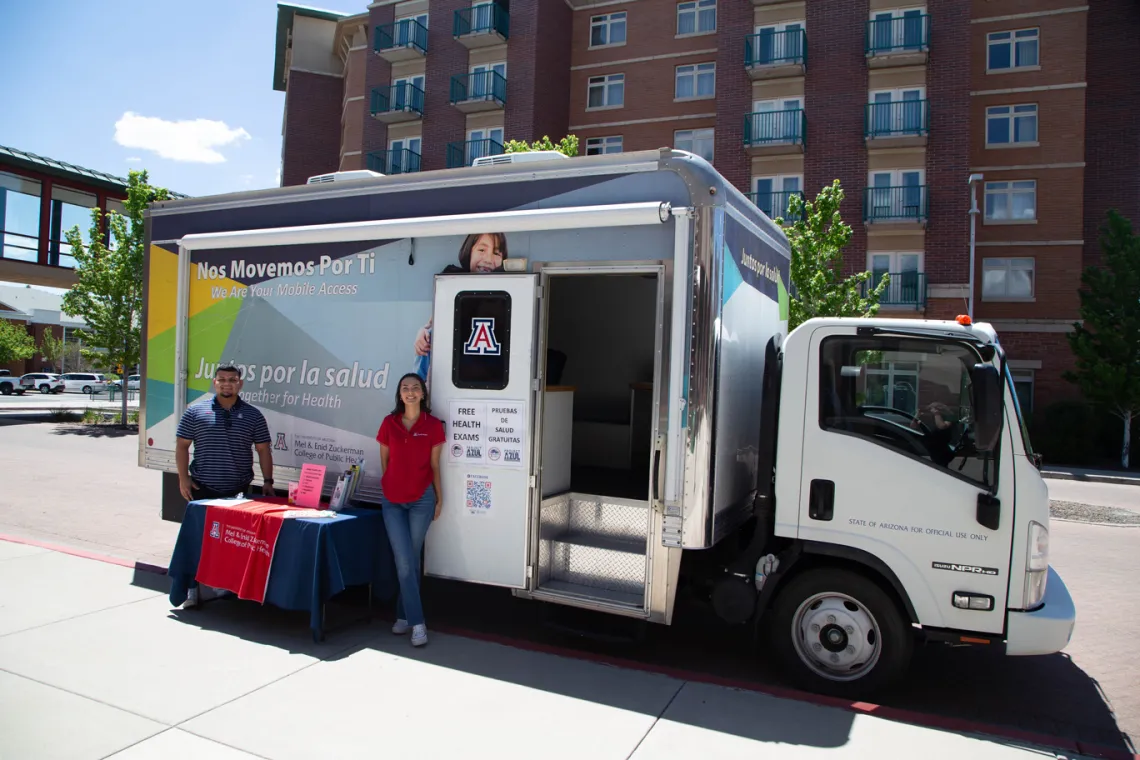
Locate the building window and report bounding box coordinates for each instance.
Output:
[982,257,1035,299]
[0,171,42,264]
[752,175,802,220]
[868,170,925,220]
[1010,369,1035,413]
[387,137,422,173]
[869,252,924,305]
[590,12,626,47]
[868,88,926,136]
[984,180,1036,222]
[677,0,716,35]
[466,127,504,164]
[868,8,927,52]
[675,128,714,162]
[585,136,623,155]
[986,104,1038,146]
[587,73,625,109]
[49,185,97,269]
[675,62,715,100]
[987,28,1039,71]
[751,22,805,65]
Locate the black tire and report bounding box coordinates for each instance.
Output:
[82,385,92,394]
[39,384,50,394]
[0,384,10,396]
[767,567,913,698]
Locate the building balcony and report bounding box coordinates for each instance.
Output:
[865,15,930,68]
[746,190,805,224]
[743,109,805,156]
[366,148,422,175]
[450,71,506,113]
[447,138,505,168]
[374,18,428,61]
[864,186,928,228]
[863,271,927,310]
[453,3,509,48]
[864,100,929,147]
[371,84,424,123]
[745,29,806,79]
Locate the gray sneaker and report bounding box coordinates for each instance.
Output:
[183,587,199,609]
[392,618,410,635]
[411,624,428,647]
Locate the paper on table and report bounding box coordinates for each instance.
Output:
[295,464,326,508]
[197,498,254,507]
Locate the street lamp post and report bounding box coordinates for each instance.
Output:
[967,173,984,320]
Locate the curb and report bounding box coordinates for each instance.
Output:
[0,533,1135,760]
[1043,471,1140,487]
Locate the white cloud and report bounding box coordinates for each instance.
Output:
[126,156,142,163]
[114,111,251,164]
[275,167,282,186]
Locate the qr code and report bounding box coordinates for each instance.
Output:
[466,477,491,513]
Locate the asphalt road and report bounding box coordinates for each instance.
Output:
[0,419,1136,756]
[1048,479,1140,512]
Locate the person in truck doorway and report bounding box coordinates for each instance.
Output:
[412,232,509,387]
[376,372,446,647]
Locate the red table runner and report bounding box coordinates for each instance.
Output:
[197,499,293,604]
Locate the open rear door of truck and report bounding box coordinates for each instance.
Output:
[424,273,540,589]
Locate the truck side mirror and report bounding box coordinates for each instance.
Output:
[970,363,1004,452]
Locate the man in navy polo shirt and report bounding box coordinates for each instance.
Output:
[175,364,274,502]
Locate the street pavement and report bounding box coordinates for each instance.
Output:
[0,391,139,415]
[1047,479,1140,512]
[1,420,1137,758]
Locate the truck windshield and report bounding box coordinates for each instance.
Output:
[1004,364,1035,457]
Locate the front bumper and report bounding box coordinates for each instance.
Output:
[1005,566,1076,656]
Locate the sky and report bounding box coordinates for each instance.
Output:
[0,0,359,200]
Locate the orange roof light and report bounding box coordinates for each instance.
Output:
[956,314,973,326]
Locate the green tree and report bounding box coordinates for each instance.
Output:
[0,320,36,366]
[1064,210,1140,469]
[62,169,172,424]
[503,134,579,157]
[783,180,888,331]
[37,330,64,371]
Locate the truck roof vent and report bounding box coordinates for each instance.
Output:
[471,150,570,168]
[306,169,385,184]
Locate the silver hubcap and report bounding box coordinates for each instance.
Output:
[791,592,882,682]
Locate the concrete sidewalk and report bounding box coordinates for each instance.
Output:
[0,539,1090,760]
[1043,466,1140,487]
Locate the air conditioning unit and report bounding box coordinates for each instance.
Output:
[306,169,385,184]
[471,150,570,168]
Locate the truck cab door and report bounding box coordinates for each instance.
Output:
[423,274,539,589]
[796,325,1016,634]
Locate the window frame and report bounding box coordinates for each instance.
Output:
[587,72,625,110]
[585,135,624,155]
[674,127,715,162]
[867,7,927,52]
[589,11,627,49]
[751,174,803,220]
[674,61,716,101]
[676,0,716,37]
[985,103,1039,148]
[981,257,1036,301]
[986,27,1040,73]
[1010,368,1035,415]
[983,179,1037,224]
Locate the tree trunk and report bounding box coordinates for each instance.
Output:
[1123,413,1132,470]
[121,340,129,428]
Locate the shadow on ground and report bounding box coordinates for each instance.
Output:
[52,423,138,438]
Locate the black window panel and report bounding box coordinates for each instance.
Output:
[453,291,512,390]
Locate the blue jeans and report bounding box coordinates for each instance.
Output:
[380,485,435,627]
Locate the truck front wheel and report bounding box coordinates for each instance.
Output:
[769,567,912,697]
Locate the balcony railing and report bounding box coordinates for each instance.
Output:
[745,29,807,67]
[864,271,927,308]
[447,138,505,168]
[864,100,929,138]
[864,185,928,223]
[375,18,429,55]
[366,148,422,175]
[746,190,806,222]
[865,14,930,55]
[371,83,425,117]
[744,109,806,147]
[454,3,509,39]
[450,70,507,107]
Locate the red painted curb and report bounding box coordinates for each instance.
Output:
[2,535,1134,760]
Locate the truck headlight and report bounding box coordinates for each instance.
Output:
[1024,521,1049,608]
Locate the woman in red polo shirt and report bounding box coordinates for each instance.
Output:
[377,372,446,647]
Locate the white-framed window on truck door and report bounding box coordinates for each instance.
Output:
[802,329,1016,635]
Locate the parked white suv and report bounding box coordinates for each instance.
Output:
[60,373,109,394]
[19,373,65,394]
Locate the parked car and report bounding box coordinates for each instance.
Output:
[60,373,109,394]
[110,374,141,391]
[0,370,18,395]
[19,373,65,394]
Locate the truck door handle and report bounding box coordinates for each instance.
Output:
[809,479,835,521]
[652,447,662,503]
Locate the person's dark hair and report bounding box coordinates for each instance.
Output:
[392,372,430,415]
[458,232,508,272]
[215,365,240,378]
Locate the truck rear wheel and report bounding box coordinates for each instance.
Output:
[768,567,912,697]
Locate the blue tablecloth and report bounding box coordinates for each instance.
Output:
[168,502,397,636]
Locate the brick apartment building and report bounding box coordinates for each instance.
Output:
[272,0,1140,415]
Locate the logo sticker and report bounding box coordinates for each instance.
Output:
[488,447,502,462]
[451,443,464,459]
[209,521,221,539]
[273,433,289,452]
[464,318,501,356]
[932,561,999,576]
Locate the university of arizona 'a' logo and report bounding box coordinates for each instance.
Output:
[273,433,289,452]
[464,318,501,355]
[210,521,221,539]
